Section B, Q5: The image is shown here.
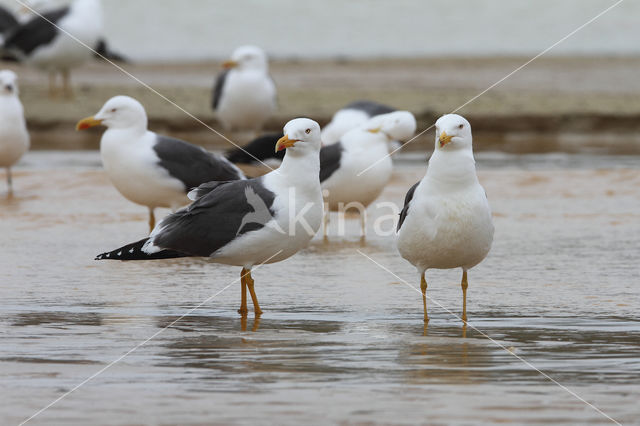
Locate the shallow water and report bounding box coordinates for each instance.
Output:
[1,152,639,425]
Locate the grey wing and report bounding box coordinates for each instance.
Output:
[154,134,244,191]
[151,178,276,257]
[344,100,396,117]
[0,6,18,34]
[319,142,344,183]
[397,181,419,232]
[212,69,230,110]
[3,7,69,57]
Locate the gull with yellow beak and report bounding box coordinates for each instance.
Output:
[211,45,277,133]
[76,95,245,233]
[95,118,324,320]
[320,110,416,237]
[396,114,494,326]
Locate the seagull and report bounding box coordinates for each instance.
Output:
[322,100,396,145]
[212,45,277,133]
[1,0,103,98]
[95,118,324,319]
[396,114,494,325]
[76,95,246,233]
[0,70,30,196]
[320,110,416,237]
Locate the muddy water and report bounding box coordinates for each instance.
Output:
[1,152,639,425]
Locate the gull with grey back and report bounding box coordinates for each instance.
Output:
[396,114,494,327]
[76,95,245,233]
[96,118,325,320]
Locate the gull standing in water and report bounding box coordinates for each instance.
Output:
[0,70,29,196]
[396,114,494,325]
[76,96,245,233]
[96,118,324,319]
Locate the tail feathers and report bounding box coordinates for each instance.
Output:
[95,238,188,261]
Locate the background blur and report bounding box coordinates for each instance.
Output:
[2,0,639,60]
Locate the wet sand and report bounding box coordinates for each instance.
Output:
[1,152,639,425]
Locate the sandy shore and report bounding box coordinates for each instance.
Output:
[3,56,640,153]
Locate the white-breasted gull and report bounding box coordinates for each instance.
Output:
[95,118,324,318]
[396,114,494,324]
[320,110,416,237]
[0,70,29,196]
[212,45,277,133]
[76,95,246,233]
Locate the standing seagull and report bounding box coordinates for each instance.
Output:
[320,111,416,237]
[2,0,103,98]
[76,95,245,233]
[0,70,29,196]
[95,118,324,318]
[396,114,494,324]
[321,100,396,145]
[212,45,277,133]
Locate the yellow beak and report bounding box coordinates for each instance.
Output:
[76,116,103,131]
[439,131,453,147]
[275,134,298,152]
[222,60,238,69]
[367,127,381,134]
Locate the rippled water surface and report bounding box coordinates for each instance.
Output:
[1,152,639,425]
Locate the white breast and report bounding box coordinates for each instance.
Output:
[397,179,494,272]
[0,96,30,168]
[100,130,188,210]
[217,70,276,131]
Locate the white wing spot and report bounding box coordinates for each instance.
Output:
[129,248,135,253]
[117,251,122,257]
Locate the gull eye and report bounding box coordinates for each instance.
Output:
[305,128,311,134]
[111,108,117,112]
[458,124,464,129]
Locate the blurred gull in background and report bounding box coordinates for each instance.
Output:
[212,45,277,134]
[1,0,103,98]
[320,110,416,238]
[0,69,29,196]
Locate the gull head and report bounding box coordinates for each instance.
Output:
[365,110,417,142]
[76,95,148,131]
[434,114,472,151]
[0,70,19,96]
[276,118,322,155]
[223,45,269,72]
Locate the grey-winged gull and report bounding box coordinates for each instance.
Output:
[320,110,416,237]
[76,95,245,233]
[396,114,494,324]
[95,118,324,318]
[212,45,277,133]
[1,0,103,98]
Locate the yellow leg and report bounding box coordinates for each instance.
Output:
[322,210,329,239]
[62,69,73,99]
[421,272,428,323]
[245,270,263,316]
[360,211,366,237]
[6,167,13,197]
[238,268,248,317]
[48,71,57,98]
[461,270,469,323]
[148,208,156,234]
